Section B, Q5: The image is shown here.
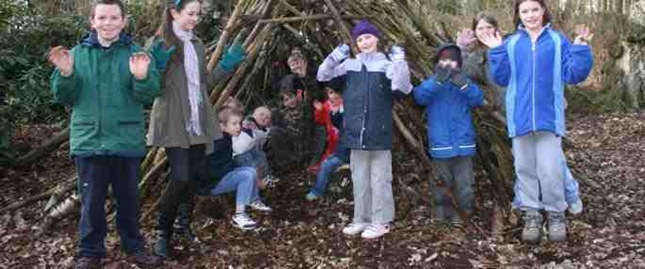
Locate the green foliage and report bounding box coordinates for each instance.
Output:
[0,3,85,125]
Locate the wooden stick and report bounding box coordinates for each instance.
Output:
[322,0,357,51]
[0,176,76,214]
[259,14,364,24]
[13,127,69,167]
[206,0,246,71]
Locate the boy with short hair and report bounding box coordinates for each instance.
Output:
[48,0,161,268]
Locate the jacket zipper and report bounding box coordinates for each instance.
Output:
[532,41,536,132]
[359,62,368,149]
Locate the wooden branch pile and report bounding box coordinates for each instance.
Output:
[13,0,516,235]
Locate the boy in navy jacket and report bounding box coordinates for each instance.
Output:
[413,44,484,224]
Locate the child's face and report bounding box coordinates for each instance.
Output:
[171,1,202,31]
[475,19,496,42]
[282,93,298,109]
[518,0,545,31]
[356,34,378,54]
[221,115,242,136]
[438,59,458,69]
[288,58,307,77]
[90,4,127,42]
[253,108,272,127]
[326,88,341,103]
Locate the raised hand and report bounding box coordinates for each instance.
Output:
[435,64,452,84]
[389,45,405,61]
[450,67,469,89]
[330,44,350,62]
[150,39,175,71]
[479,30,503,49]
[574,24,594,45]
[48,46,74,76]
[456,29,477,48]
[129,52,151,80]
[313,100,323,111]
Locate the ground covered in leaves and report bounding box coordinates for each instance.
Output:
[1,112,644,268]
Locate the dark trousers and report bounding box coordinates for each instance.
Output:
[155,144,206,234]
[75,155,144,257]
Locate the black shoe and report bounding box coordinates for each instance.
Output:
[74,257,101,269]
[153,230,172,258]
[130,250,163,267]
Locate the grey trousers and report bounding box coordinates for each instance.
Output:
[512,131,568,213]
[350,150,395,224]
[432,156,474,218]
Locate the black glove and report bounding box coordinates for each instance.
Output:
[450,68,469,89]
[434,65,451,84]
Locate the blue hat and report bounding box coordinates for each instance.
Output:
[351,19,380,40]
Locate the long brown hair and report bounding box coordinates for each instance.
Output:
[471,11,499,48]
[156,0,202,62]
[512,0,552,28]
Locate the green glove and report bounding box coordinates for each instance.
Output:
[219,42,246,72]
[150,39,175,71]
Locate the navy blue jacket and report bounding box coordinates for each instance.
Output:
[198,134,234,194]
[317,52,412,150]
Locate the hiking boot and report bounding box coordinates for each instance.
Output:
[547,212,567,242]
[232,212,257,230]
[305,192,320,201]
[568,199,583,215]
[521,210,543,244]
[153,229,172,259]
[175,201,197,244]
[342,222,369,236]
[433,205,448,223]
[129,250,163,267]
[451,214,463,226]
[75,257,101,269]
[361,224,391,239]
[249,200,272,212]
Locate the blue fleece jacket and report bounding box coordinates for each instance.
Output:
[488,24,593,138]
[413,74,483,158]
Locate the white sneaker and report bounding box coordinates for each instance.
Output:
[568,199,583,215]
[361,224,391,239]
[342,222,369,236]
[249,200,272,212]
[232,213,257,230]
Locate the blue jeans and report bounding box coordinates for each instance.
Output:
[309,155,345,196]
[234,148,270,178]
[209,166,259,205]
[75,156,144,257]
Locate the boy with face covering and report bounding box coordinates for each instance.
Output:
[413,44,484,225]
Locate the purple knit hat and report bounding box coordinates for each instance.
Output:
[351,19,380,40]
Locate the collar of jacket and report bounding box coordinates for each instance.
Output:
[517,23,552,38]
[80,31,133,49]
[356,52,387,63]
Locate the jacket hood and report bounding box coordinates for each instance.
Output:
[80,31,133,49]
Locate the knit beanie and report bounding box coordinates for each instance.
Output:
[351,19,380,40]
[434,44,463,68]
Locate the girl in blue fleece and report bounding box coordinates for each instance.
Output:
[479,0,593,243]
[413,44,484,225]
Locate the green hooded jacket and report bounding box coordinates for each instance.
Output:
[50,32,160,156]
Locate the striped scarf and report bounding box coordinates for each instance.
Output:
[172,21,203,136]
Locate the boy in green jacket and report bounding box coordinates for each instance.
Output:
[49,1,162,268]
